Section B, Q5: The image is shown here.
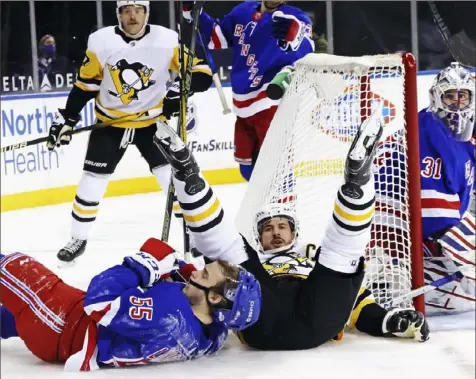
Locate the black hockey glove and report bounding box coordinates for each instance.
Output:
[162,78,194,120]
[382,309,430,342]
[46,109,81,151]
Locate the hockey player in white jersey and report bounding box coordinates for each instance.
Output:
[152,109,429,350]
[45,1,212,264]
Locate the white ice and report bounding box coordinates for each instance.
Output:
[1,183,475,379]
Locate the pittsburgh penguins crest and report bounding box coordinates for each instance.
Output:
[262,252,314,280]
[107,59,156,105]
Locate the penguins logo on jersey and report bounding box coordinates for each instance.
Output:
[262,253,314,279]
[107,59,156,105]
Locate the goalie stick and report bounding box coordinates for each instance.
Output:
[161,1,205,250]
[427,1,475,68]
[383,265,473,309]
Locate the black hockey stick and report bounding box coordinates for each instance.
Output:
[161,1,205,248]
[428,1,475,68]
[0,110,160,154]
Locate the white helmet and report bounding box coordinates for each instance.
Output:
[429,62,475,142]
[116,1,150,37]
[253,203,299,254]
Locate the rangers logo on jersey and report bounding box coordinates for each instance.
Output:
[107,59,156,105]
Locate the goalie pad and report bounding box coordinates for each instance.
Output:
[437,211,475,273]
[423,257,475,315]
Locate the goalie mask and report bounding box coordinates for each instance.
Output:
[429,62,475,142]
[116,1,150,37]
[253,203,299,254]
[189,269,261,331]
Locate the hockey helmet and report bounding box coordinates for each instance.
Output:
[429,62,475,141]
[253,202,299,254]
[116,1,150,36]
[190,268,261,331]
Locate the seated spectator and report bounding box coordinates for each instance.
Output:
[38,34,74,87]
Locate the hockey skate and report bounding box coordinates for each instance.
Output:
[343,108,384,198]
[57,238,87,266]
[153,120,205,195]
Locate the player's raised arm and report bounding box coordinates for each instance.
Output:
[183,2,238,50]
[83,239,181,334]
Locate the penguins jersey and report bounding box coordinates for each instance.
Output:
[259,244,387,338]
[75,25,211,128]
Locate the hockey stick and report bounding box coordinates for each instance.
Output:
[383,265,473,309]
[427,1,475,68]
[161,1,205,248]
[0,110,163,154]
[197,31,232,115]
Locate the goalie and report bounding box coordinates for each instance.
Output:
[152,109,430,351]
[375,62,475,315]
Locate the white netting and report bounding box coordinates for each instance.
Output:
[236,53,417,308]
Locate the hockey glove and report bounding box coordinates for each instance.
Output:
[271,11,305,51]
[382,309,430,342]
[182,2,195,24]
[46,109,81,151]
[162,78,195,120]
[123,238,181,287]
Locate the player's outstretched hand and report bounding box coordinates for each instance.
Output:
[46,109,81,151]
[124,238,181,287]
[271,11,304,51]
[382,309,430,342]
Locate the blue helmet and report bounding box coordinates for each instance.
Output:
[214,270,261,331]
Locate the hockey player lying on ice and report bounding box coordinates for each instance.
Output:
[152,109,430,351]
[0,243,261,371]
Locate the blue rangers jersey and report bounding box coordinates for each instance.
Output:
[374,109,475,243]
[418,109,475,239]
[199,1,314,118]
[64,264,227,371]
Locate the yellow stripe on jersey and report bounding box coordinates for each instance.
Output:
[348,287,377,329]
[334,202,374,223]
[332,189,375,233]
[75,49,104,91]
[94,97,164,128]
[169,46,212,76]
[179,187,225,233]
[183,198,220,223]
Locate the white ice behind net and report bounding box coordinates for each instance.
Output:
[236,53,414,308]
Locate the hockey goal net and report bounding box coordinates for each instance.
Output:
[235,53,424,312]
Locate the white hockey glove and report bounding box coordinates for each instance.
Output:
[382,309,430,342]
[46,109,81,151]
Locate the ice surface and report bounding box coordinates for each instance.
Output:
[1,184,474,379]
